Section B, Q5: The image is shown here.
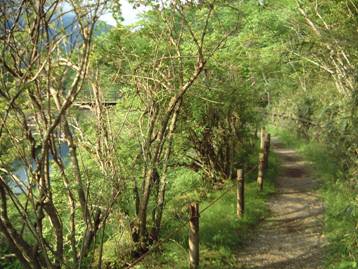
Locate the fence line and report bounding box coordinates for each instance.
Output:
[123,163,260,268]
[122,129,270,269]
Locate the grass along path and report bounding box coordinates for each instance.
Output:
[237,138,325,269]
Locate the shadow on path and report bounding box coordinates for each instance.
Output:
[236,139,325,269]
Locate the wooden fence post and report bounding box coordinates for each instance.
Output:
[237,169,244,218]
[189,203,199,269]
[257,127,265,191]
[264,133,271,170]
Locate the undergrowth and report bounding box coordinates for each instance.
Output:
[131,153,278,268]
[269,126,358,269]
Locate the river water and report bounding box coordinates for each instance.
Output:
[10,143,69,194]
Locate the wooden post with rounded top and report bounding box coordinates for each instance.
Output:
[189,202,199,269]
[257,127,265,191]
[264,133,271,170]
[237,169,245,218]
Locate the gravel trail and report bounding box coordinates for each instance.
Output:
[237,140,325,269]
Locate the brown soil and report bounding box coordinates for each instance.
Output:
[236,140,326,269]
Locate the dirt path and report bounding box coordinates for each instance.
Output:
[237,139,325,269]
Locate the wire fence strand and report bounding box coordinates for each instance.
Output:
[123,164,259,268]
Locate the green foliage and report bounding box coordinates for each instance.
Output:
[124,152,278,268]
[2,0,357,267]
